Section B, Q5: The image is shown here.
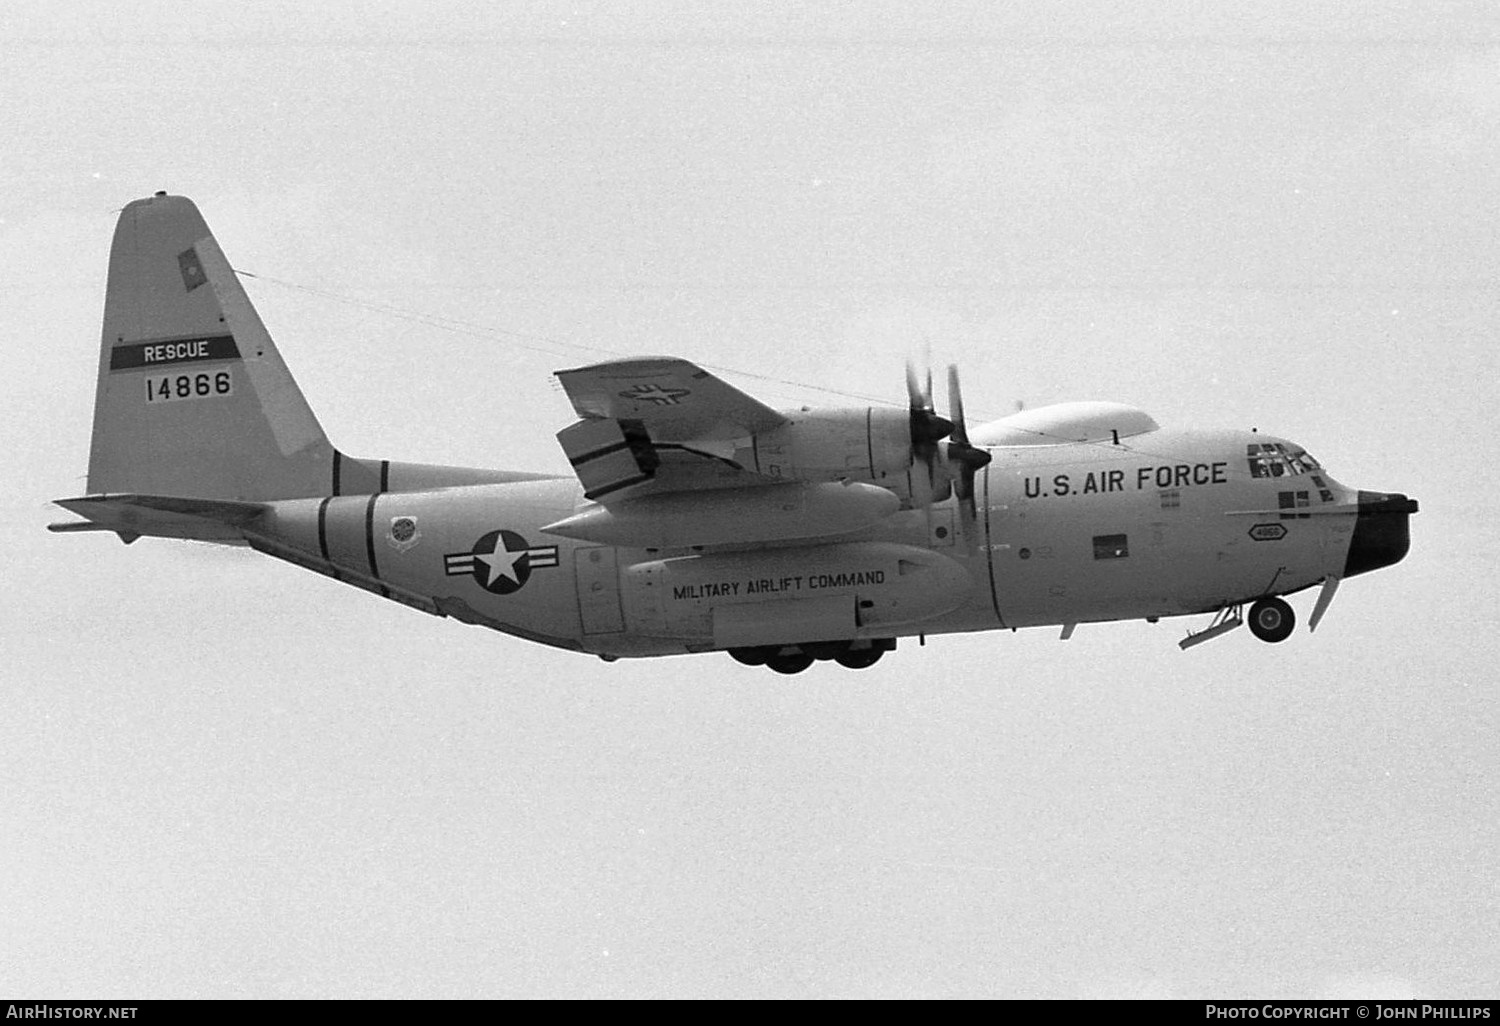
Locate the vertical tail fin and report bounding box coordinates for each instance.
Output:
[86,193,336,500]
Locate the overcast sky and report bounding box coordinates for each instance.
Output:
[3,1,1497,999]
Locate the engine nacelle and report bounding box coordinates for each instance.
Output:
[542,480,900,549]
[734,408,931,502]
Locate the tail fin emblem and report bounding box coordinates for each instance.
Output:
[177,247,207,291]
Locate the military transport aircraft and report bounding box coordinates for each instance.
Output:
[50,194,1418,673]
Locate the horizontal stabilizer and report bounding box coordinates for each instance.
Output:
[47,521,129,535]
[51,493,268,544]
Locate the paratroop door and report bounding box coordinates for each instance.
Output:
[575,546,624,634]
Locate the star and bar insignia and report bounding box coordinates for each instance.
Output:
[443,529,559,595]
[617,382,691,406]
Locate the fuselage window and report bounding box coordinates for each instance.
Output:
[1248,443,1322,479]
[1278,490,1311,519]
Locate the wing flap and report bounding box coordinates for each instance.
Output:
[555,357,790,502]
[559,417,657,500]
[557,419,780,501]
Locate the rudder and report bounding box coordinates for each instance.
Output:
[86,193,335,501]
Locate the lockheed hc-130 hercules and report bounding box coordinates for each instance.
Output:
[51,194,1418,673]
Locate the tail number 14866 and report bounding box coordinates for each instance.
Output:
[145,369,233,404]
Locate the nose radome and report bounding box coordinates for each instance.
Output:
[1343,491,1418,578]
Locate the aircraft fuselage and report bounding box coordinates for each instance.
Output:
[247,425,1410,660]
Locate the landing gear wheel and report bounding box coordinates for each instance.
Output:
[766,651,815,675]
[1248,597,1295,643]
[729,646,771,666]
[835,647,884,670]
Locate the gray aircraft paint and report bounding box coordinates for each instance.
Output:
[54,194,1416,667]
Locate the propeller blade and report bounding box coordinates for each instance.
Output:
[909,461,934,509]
[948,364,968,445]
[905,358,953,505]
[908,460,937,542]
[944,363,991,513]
[905,361,927,412]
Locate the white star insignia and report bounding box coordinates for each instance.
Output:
[476,534,527,588]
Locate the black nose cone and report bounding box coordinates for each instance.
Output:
[1344,491,1418,578]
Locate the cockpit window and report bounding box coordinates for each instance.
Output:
[1246,443,1321,479]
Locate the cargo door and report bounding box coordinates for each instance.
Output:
[574,546,624,634]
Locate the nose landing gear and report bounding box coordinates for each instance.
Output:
[1179,595,1299,650]
[1247,597,1295,643]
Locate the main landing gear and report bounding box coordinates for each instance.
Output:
[728,638,895,674]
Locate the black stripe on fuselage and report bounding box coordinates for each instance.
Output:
[316,496,332,561]
[379,459,390,493]
[332,450,343,497]
[364,492,387,598]
[316,496,343,583]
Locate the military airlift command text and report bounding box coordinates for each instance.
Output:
[673,570,886,602]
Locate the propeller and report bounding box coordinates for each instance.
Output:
[945,363,991,517]
[906,361,954,508]
[904,358,992,545]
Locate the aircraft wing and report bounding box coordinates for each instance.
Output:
[555,357,787,439]
[554,357,790,502]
